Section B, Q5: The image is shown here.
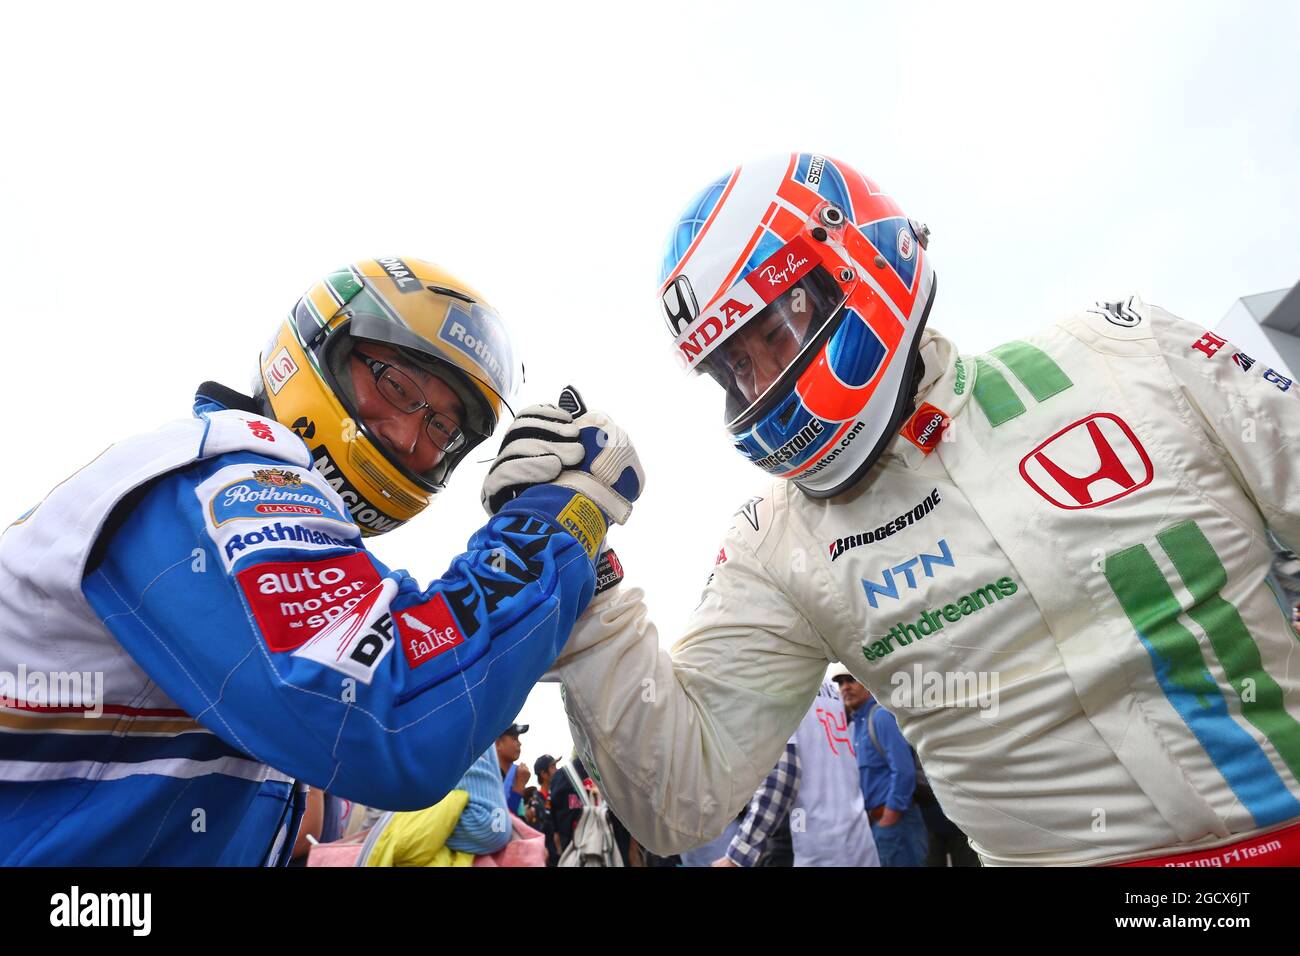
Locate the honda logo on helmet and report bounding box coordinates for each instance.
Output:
[662,275,699,336]
[1019,413,1153,509]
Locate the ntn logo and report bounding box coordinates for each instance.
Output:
[863,539,955,608]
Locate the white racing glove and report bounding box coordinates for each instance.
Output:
[481,387,644,525]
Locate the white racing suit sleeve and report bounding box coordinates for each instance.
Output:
[1150,307,1300,550]
[551,525,829,855]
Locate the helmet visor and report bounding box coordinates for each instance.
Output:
[699,264,847,428]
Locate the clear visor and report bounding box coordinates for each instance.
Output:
[700,265,847,427]
[320,326,494,488]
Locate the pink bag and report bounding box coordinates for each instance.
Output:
[473,816,547,867]
[308,813,547,867]
[305,830,368,867]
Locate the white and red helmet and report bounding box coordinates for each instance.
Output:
[660,153,936,497]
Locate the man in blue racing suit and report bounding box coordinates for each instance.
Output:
[0,256,643,865]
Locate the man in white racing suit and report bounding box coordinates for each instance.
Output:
[493,154,1300,866]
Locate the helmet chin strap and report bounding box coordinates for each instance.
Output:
[897,353,928,427]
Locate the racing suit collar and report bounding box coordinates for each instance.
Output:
[194,381,262,417]
[879,329,973,471]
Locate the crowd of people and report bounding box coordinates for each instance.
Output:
[293,668,987,867]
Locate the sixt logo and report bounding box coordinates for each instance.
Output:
[862,539,955,608]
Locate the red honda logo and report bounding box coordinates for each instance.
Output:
[1019,413,1153,509]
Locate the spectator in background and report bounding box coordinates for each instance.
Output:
[678,812,743,867]
[550,754,635,865]
[529,755,559,856]
[714,680,879,867]
[834,670,928,867]
[495,723,531,817]
[833,666,971,864]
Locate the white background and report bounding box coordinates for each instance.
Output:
[2,0,1297,772]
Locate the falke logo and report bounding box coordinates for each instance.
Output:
[1019,413,1153,509]
[902,403,949,454]
[862,539,955,609]
[397,594,465,668]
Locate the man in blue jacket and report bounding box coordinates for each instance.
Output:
[0,256,642,865]
[834,670,929,867]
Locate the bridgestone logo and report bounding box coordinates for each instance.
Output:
[829,488,941,561]
[754,420,825,470]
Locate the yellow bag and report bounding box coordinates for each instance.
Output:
[365,790,475,867]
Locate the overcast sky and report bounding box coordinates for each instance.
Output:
[2,1,1296,771]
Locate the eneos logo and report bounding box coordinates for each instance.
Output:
[1019,413,1153,510]
[901,403,948,454]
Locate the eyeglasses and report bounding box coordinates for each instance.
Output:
[353,351,466,454]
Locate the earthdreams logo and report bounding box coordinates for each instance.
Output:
[863,575,1020,663]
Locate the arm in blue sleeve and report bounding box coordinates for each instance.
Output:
[82,453,601,812]
[873,708,916,811]
[446,748,512,855]
[725,742,800,867]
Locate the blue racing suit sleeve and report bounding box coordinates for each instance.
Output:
[81,451,600,812]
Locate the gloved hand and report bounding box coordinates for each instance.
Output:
[481,387,644,524]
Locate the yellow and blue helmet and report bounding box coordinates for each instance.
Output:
[256,257,521,535]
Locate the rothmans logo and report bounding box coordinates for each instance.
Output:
[253,468,302,488]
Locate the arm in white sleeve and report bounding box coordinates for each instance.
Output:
[1151,306,1300,549]
[551,526,829,855]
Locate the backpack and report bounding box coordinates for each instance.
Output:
[556,763,624,867]
[865,705,936,807]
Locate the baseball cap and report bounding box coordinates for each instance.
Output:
[501,723,529,737]
[533,754,560,776]
[828,663,856,684]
